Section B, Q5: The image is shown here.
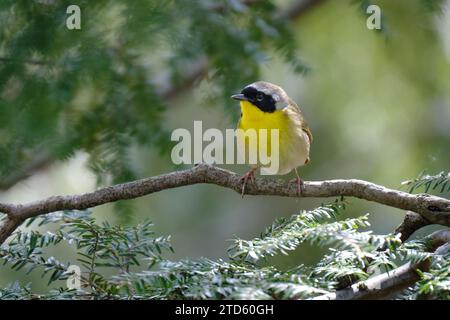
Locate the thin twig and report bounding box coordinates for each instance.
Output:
[207,0,261,12]
[279,0,326,19]
[0,152,53,190]
[0,57,47,65]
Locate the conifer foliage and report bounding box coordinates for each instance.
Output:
[0,1,449,300]
[1,186,449,299]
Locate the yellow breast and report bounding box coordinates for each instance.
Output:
[237,100,289,167]
[236,100,310,175]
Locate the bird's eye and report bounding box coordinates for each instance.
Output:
[256,93,264,101]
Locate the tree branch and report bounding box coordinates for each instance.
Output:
[0,57,47,65]
[207,0,261,12]
[394,211,431,242]
[0,218,22,246]
[312,260,428,300]
[1,164,449,245]
[0,152,53,191]
[312,230,450,300]
[279,0,326,20]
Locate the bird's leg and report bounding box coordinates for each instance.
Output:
[289,168,304,197]
[240,166,257,198]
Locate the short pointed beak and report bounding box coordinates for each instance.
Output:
[231,93,248,101]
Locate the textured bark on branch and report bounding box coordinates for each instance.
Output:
[312,230,450,300]
[1,164,449,245]
[312,261,428,300]
[394,211,431,242]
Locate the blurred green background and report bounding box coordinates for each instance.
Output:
[0,0,449,292]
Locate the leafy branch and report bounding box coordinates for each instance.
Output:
[1,200,448,300]
[0,211,172,297]
[228,201,371,262]
[402,171,450,194]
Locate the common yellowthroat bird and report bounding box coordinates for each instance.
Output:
[231,81,312,196]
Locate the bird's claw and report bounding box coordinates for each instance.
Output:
[289,169,304,197]
[240,168,256,198]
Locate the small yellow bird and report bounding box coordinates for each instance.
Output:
[231,81,312,196]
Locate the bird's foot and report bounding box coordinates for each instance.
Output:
[240,168,257,198]
[289,168,304,197]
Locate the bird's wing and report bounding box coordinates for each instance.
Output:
[302,124,313,144]
[287,99,313,144]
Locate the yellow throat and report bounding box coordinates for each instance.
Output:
[237,100,290,167]
[238,100,289,132]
